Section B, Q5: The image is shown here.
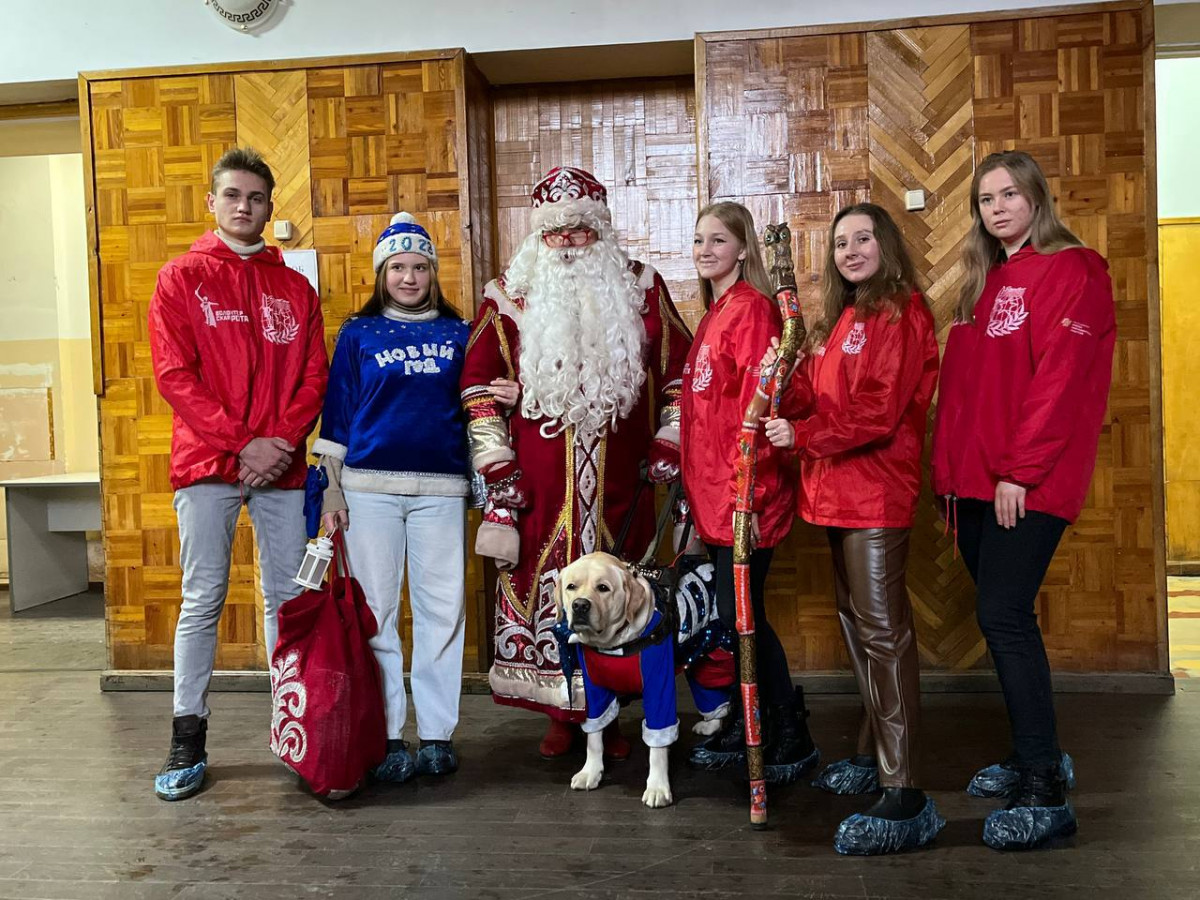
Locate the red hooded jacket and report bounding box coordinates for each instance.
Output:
[783,293,939,529]
[930,245,1115,523]
[148,231,329,490]
[681,280,796,548]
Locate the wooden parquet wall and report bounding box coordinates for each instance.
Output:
[699,3,1162,672]
[492,78,702,327]
[85,52,493,671]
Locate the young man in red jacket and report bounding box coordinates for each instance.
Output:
[148,147,328,801]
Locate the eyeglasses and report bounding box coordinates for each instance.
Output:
[541,229,595,248]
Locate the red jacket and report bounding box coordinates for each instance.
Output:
[148,231,329,490]
[783,293,939,529]
[681,280,796,548]
[930,246,1115,523]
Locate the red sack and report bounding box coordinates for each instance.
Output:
[269,530,386,797]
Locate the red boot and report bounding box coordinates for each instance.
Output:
[539,718,577,758]
[603,719,631,762]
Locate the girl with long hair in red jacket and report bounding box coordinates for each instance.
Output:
[681,201,820,784]
[931,150,1115,850]
[764,203,942,854]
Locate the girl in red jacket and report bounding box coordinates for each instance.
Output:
[681,201,819,784]
[764,203,942,854]
[931,151,1115,850]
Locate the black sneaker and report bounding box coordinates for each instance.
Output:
[688,707,745,769]
[762,686,820,784]
[982,766,1077,851]
[154,715,208,801]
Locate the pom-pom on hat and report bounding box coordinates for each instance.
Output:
[529,166,611,233]
[373,212,437,272]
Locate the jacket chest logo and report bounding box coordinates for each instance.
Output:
[985,286,1029,338]
[195,283,249,327]
[841,322,867,356]
[259,293,299,345]
[691,343,713,393]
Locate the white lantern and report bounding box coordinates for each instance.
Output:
[294,536,334,590]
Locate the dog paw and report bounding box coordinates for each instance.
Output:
[642,784,673,808]
[693,717,723,736]
[571,767,603,791]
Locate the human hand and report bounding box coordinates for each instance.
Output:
[761,417,795,449]
[322,509,349,533]
[490,378,520,410]
[239,436,294,485]
[994,480,1026,529]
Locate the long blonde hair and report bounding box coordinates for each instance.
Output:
[695,202,773,308]
[957,151,1083,322]
[809,203,921,350]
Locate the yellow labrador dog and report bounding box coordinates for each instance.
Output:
[557,552,731,809]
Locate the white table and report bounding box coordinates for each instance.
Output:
[1,472,101,611]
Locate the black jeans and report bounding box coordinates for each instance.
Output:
[706,543,794,708]
[955,499,1068,769]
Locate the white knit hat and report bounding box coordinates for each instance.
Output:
[372,212,438,272]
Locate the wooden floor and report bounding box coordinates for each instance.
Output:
[2,594,1199,899]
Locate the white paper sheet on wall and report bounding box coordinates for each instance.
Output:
[283,249,319,294]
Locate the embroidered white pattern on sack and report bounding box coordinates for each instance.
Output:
[841,322,867,355]
[1061,317,1093,337]
[986,286,1029,338]
[692,343,713,393]
[270,650,308,764]
[260,293,300,345]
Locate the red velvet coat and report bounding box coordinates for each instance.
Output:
[782,294,939,529]
[681,280,796,548]
[148,232,328,490]
[930,246,1116,523]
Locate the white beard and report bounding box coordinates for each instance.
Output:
[512,228,647,438]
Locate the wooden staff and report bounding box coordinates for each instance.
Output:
[734,223,805,828]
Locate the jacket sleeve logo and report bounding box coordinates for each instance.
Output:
[259,293,300,345]
[986,286,1029,338]
[691,343,713,393]
[841,322,867,355]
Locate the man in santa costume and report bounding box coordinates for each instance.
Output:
[460,166,692,757]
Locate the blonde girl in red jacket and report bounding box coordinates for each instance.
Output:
[764,203,941,855]
[931,150,1115,851]
[681,201,820,784]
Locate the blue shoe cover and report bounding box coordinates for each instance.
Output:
[154,757,207,801]
[373,745,416,783]
[982,800,1077,851]
[764,745,820,785]
[415,742,458,776]
[967,751,1076,798]
[813,757,880,795]
[834,799,946,856]
[688,744,745,770]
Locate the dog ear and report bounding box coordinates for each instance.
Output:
[553,569,566,622]
[620,562,647,625]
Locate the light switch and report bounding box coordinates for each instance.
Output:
[904,190,926,212]
[273,220,294,241]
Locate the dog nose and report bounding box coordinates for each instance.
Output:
[572,598,591,616]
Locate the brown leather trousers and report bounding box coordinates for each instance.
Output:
[828,527,921,788]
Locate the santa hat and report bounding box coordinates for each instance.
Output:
[529,166,611,233]
[373,212,438,272]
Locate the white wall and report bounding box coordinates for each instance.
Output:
[1157,57,1200,220]
[0,0,1177,86]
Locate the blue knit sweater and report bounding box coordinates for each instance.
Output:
[313,308,470,496]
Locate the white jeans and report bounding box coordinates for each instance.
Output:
[342,490,467,741]
[173,483,307,718]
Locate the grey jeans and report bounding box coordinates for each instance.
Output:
[173,482,307,718]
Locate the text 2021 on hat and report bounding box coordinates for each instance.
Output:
[373,212,438,272]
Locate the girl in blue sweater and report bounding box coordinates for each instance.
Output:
[314,213,470,781]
